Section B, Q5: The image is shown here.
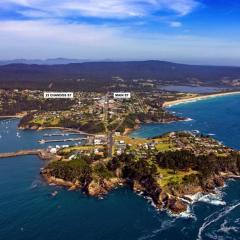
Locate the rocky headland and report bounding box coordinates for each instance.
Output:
[41,132,240,214]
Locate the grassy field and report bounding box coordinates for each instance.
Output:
[114,135,149,146]
[157,167,198,187]
[155,142,173,152]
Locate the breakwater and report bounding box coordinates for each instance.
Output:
[0,149,55,160]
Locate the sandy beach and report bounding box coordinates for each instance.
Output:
[163,91,240,108]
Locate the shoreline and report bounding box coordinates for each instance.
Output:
[0,112,28,120]
[41,165,240,215]
[18,125,93,136]
[0,116,22,119]
[0,149,61,161]
[162,91,240,108]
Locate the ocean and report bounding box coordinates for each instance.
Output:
[0,94,240,240]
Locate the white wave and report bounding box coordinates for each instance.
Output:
[138,233,155,240]
[198,193,226,206]
[165,201,196,220]
[177,205,196,220]
[208,133,216,136]
[29,180,42,189]
[184,118,193,122]
[143,195,157,208]
[185,190,226,206]
[235,218,240,224]
[185,192,203,202]
[179,197,192,205]
[227,178,236,182]
[137,219,176,240]
[137,191,144,196]
[197,202,240,240]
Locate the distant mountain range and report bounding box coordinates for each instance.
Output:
[0,60,240,91]
[0,58,94,65]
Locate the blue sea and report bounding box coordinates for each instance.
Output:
[0,94,240,240]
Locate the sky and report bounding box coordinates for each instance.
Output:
[0,0,240,65]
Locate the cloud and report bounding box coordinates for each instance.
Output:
[169,21,182,27]
[2,1,239,66]
[0,0,200,19]
[0,19,239,64]
[162,0,200,16]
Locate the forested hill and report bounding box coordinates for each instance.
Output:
[0,60,240,91]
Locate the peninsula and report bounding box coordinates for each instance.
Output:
[1,88,240,214]
[41,131,240,214]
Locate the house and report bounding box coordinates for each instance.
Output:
[94,139,101,145]
[69,154,76,160]
[116,149,122,155]
[49,148,57,154]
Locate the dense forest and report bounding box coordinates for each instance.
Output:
[1,61,240,91]
[46,148,240,201]
[156,150,240,177]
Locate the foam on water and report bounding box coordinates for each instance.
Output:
[197,202,240,240]
[217,220,239,234]
[176,205,196,220]
[198,192,226,206]
[185,190,226,206]
[207,133,216,136]
[184,117,193,122]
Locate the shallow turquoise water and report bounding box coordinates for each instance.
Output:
[0,94,240,240]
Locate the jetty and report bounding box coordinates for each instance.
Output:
[43,133,81,137]
[36,127,95,136]
[0,115,22,119]
[0,149,57,160]
[38,137,87,144]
